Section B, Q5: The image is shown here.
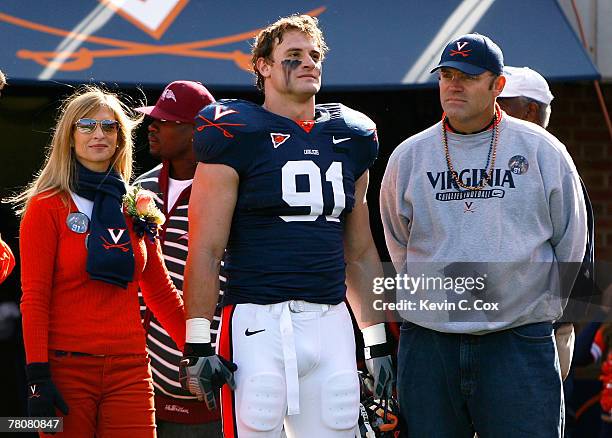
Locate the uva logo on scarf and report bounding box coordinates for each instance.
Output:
[101,228,131,252]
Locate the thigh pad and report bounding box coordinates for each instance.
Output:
[320,371,360,431]
[239,372,285,432]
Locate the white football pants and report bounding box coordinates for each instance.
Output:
[218,301,359,438]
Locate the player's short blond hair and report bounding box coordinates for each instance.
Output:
[251,14,328,91]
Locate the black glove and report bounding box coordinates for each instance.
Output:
[179,342,237,411]
[364,344,395,399]
[26,362,69,430]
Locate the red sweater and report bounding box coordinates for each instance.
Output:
[20,192,185,364]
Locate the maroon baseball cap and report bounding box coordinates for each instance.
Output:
[136,80,215,123]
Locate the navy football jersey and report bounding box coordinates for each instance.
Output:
[193,99,378,305]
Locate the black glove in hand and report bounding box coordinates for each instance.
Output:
[179,342,237,411]
[364,344,395,399]
[26,362,69,432]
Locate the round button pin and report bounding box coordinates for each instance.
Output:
[66,212,89,234]
[508,155,529,175]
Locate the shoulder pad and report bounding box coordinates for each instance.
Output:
[195,99,264,135]
[193,99,261,169]
[316,103,376,137]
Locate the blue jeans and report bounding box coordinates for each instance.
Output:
[397,321,564,437]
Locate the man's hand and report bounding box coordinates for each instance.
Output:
[26,363,69,434]
[179,342,237,411]
[362,323,395,399]
[364,352,395,398]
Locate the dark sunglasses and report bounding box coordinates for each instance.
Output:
[75,118,120,134]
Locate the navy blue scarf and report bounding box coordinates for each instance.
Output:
[74,161,134,289]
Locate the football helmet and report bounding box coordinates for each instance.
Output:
[357,371,400,437]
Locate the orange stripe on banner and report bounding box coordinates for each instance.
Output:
[219,304,237,438]
[0,7,327,72]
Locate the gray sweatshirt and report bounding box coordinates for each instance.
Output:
[380,114,587,334]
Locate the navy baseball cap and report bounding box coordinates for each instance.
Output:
[431,33,504,76]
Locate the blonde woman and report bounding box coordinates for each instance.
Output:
[13,86,185,437]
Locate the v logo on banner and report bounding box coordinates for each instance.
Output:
[100,0,189,40]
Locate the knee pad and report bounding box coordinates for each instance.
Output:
[239,373,285,432]
[321,371,360,431]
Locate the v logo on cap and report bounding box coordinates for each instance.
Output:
[450,42,471,57]
[161,88,177,102]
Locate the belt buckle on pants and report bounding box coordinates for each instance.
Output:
[288,300,329,313]
[289,301,305,313]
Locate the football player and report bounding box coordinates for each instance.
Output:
[180,14,395,437]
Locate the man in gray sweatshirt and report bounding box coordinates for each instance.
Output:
[380,34,587,437]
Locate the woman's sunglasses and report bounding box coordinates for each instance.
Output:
[75,118,120,134]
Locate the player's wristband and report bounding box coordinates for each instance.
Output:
[186,318,211,344]
[361,323,387,347]
[183,342,214,357]
[364,343,389,360]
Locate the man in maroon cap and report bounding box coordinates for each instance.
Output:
[134,80,222,438]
